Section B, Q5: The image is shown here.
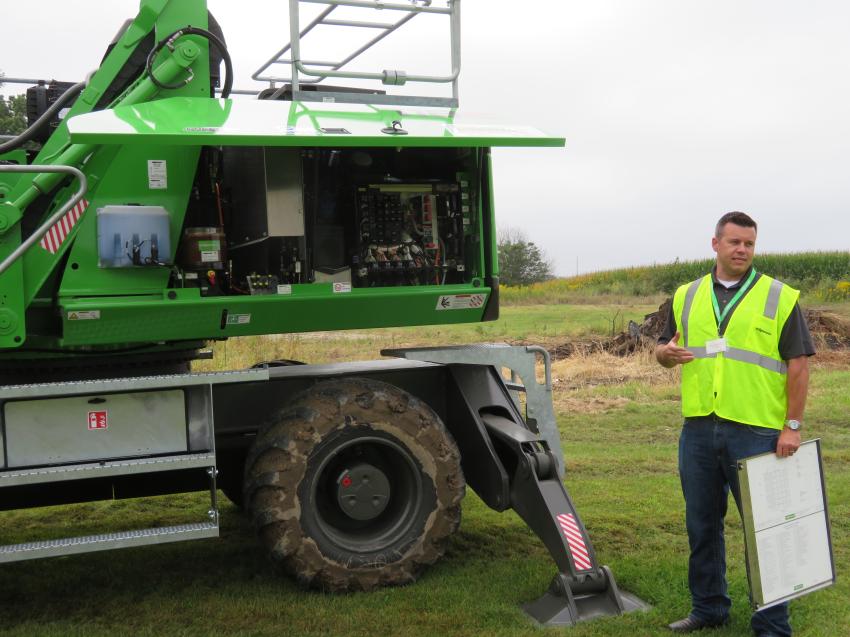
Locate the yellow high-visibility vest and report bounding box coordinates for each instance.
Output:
[672,273,799,429]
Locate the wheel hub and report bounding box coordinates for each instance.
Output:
[336,462,391,521]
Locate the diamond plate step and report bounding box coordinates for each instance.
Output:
[0,522,219,563]
[0,453,217,487]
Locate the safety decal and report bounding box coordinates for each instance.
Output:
[226,313,251,325]
[39,198,89,254]
[557,513,593,571]
[435,293,486,310]
[333,282,352,293]
[148,160,167,190]
[88,410,108,431]
[198,239,222,263]
[67,310,101,321]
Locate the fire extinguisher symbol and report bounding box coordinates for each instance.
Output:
[88,411,108,430]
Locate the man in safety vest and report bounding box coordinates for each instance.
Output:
[655,211,814,637]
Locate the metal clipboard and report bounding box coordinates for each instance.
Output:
[738,439,835,609]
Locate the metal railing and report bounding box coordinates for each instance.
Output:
[252,0,460,108]
[0,164,87,276]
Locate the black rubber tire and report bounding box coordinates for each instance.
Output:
[243,377,465,591]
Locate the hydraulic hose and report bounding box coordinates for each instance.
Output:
[0,81,85,155]
[146,26,233,98]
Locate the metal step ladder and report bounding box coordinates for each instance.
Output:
[251,0,461,107]
[0,369,267,563]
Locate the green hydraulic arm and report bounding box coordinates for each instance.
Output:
[0,0,212,350]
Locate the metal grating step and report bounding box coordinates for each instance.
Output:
[0,453,217,488]
[0,522,219,563]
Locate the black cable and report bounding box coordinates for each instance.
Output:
[145,26,233,98]
[0,81,85,154]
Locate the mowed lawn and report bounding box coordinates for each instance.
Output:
[0,303,847,637]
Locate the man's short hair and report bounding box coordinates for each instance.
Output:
[715,211,757,238]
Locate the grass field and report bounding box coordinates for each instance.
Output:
[192,303,659,370]
[0,302,847,636]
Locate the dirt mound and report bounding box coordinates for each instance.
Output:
[806,309,850,350]
[552,300,850,359]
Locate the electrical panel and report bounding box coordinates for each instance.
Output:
[172,147,479,296]
[353,184,467,287]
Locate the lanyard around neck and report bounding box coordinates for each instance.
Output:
[711,268,756,326]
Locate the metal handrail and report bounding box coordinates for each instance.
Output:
[0,77,56,86]
[0,164,87,276]
[525,345,553,391]
[252,0,460,107]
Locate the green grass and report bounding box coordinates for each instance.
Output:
[0,300,847,636]
[195,303,658,371]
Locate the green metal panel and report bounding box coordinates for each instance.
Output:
[66,98,566,149]
[56,144,201,297]
[59,284,491,346]
[0,151,29,348]
[0,225,25,348]
[0,150,27,195]
[484,150,499,278]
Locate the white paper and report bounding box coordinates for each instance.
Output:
[746,442,824,532]
[756,514,833,604]
[147,160,167,190]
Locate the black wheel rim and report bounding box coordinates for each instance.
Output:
[307,430,425,554]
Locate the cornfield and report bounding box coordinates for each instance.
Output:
[501,251,850,305]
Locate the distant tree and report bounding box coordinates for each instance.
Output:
[497,227,554,286]
[0,71,28,136]
[0,94,27,136]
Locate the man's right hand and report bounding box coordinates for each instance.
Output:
[655,331,695,368]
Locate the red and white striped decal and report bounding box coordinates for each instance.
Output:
[557,513,593,571]
[39,199,89,254]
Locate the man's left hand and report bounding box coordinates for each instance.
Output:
[776,427,801,458]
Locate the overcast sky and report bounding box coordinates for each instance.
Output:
[2,1,849,275]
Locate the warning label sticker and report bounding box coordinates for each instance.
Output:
[68,310,101,321]
[435,294,487,310]
[88,410,108,431]
[226,313,251,325]
[333,282,352,294]
[198,240,221,252]
[148,160,167,190]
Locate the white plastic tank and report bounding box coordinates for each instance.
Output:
[96,205,172,267]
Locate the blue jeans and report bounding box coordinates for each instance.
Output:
[679,415,791,637]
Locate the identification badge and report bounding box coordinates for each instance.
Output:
[705,337,728,354]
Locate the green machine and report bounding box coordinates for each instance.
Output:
[0,0,646,626]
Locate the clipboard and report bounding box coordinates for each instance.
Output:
[738,439,836,609]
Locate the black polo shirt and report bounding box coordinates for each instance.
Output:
[657,266,815,360]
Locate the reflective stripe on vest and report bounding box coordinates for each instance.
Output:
[680,278,701,349]
[685,345,788,374]
[764,278,784,320]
